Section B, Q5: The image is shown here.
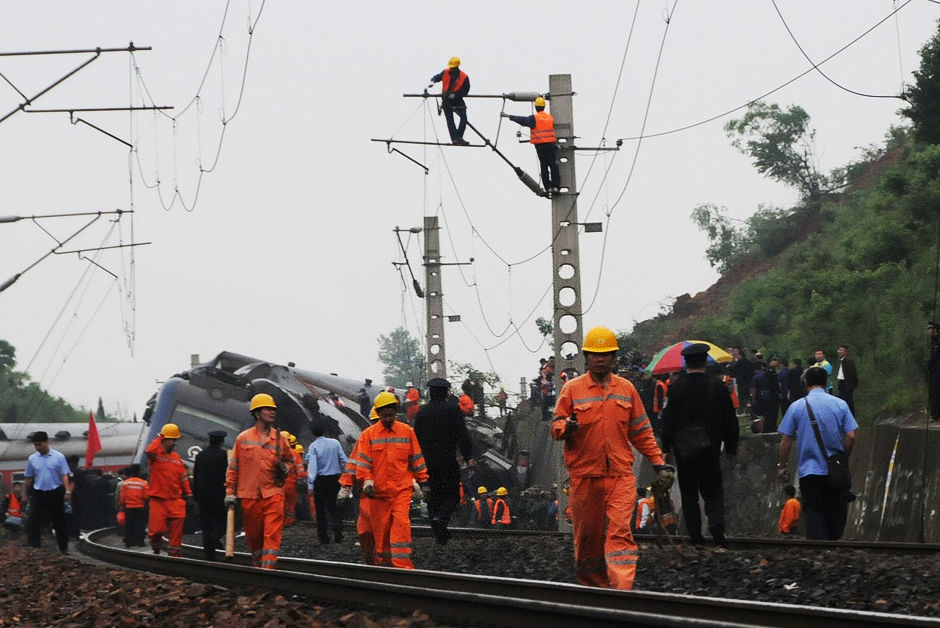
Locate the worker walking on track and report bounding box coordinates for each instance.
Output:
[413,377,474,545]
[145,423,193,557]
[552,326,674,590]
[225,393,295,569]
[352,391,429,569]
[338,406,379,563]
[429,56,470,145]
[279,431,304,528]
[118,463,149,548]
[501,96,560,194]
[306,423,348,544]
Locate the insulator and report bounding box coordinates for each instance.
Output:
[503,92,541,102]
[514,167,547,197]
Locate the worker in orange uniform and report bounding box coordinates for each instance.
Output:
[458,392,474,417]
[338,405,379,563]
[225,393,295,569]
[552,326,674,590]
[778,484,801,535]
[279,431,305,528]
[118,464,149,547]
[491,487,512,529]
[145,423,192,557]
[473,486,492,529]
[501,96,560,195]
[404,383,421,424]
[352,391,429,569]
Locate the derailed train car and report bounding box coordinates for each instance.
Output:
[135,351,372,469]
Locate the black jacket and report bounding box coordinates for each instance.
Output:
[192,445,228,504]
[661,372,739,457]
[837,357,858,393]
[413,398,473,466]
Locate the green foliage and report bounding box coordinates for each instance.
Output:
[690,204,746,272]
[902,20,940,145]
[725,101,834,201]
[534,316,554,351]
[0,340,87,422]
[376,327,426,389]
[448,361,501,390]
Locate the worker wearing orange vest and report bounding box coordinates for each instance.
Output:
[552,326,674,590]
[473,486,493,529]
[501,96,560,195]
[722,374,739,409]
[145,423,192,557]
[2,483,23,538]
[491,487,512,528]
[429,56,470,145]
[339,405,379,563]
[458,393,474,417]
[280,431,305,528]
[352,392,429,569]
[633,488,653,535]
[225,394,295,569]
[405,383,420,423]
[118,464,149,548]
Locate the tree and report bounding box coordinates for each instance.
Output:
[535,317,554,351]
[724,102,830,201]
[902,20,940,145]
[376,327,426,389]
[96,396,107,421]
[690,203,746,272]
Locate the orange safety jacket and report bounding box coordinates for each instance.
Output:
[441,69,467,94]
[458,394,474,416]
[225,425,294,499]
[292,448,306,487]
[120,476,149,509]
[459,483,467,506]
[354,420,429,498]
[5,492,21,518]
[778,497,801,533]
[474,497,494,521]
[723,375,739,409]
[340,437,364,489]
[551,373,665,477]
[653,379,669,414]
[145,436,192,499]
[634,497,652,529]
[530,111,556,144]
[491,497,511,525]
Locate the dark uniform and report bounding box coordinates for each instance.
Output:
[929,322,940,421]
[661,344,739,546]
[413,378,473,544]
[192,431,228,560]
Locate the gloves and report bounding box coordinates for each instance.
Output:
[500,112,509,118]
[224,495,237,508]
[337,486,352,504]
[652,464,676,493]
[420,483,430,500]
[362,480,375,498]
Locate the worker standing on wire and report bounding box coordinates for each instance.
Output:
[225,393,294,569]
[429,56,470,145]
[353,391,430,568]
[501,96,559,194]
[552,326,674,590]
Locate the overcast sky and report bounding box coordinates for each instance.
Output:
[1,1,937,418]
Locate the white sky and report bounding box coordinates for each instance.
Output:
[1,1,937,418]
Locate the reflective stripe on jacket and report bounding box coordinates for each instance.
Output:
[225,425,294,499]
[120,476,149,509]
[530,111,556,144]
[354,420,429,497]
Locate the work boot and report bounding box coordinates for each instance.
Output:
[453,138,470,146]
[688,531,706,546]
[431,518,449,545]
[709,526,727,548]
[334,530,343,544]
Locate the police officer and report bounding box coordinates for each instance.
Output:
[413,377,474,544]
[193,430,228,560]
[661,343,739,547]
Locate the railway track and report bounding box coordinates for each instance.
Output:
[81,528,937,627]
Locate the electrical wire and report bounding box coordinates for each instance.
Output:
[771,0,906,100]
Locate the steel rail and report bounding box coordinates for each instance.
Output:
[82,529,935,628]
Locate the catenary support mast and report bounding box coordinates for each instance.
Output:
[424,215,446,380]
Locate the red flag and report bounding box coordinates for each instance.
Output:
[85,411,102,469]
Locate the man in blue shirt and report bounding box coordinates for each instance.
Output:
[777,367,858,540]
[306,424,348,544]
[23,431,73,553]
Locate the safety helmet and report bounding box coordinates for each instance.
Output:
[369,406,379,420]
[294,443,304,455]
[373,391,399,410]
[534,96,546,108]
[477,486,488,495]
[280,430,297,445]
[249,393,277,412]
[448,56,460,68]
[496,487,508,496]
[160,423,181,439]
[583,326,619,353]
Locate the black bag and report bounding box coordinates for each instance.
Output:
[805,399,851,491]
[673,421,711,459]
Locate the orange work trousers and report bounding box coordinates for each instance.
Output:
[148,497,186,557]
[283,482,297,528]
[569,475,638,589]
[369,490,414,569]
[241,494,285,569]
[356,494,376,565]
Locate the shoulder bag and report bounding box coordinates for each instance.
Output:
[671,381,713,460]
[804,399,851,491]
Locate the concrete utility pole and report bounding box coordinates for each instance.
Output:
[550,74,584,532]
[424,215,446,380]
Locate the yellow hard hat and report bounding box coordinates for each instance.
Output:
[477,486,488,494]
[294,443,304,455]
[534,96,546,107]
[496,486,508,496]
[583,326,619,353]
[369,405,379,420]
[160,423,181,439]
[373,391,399,410]
[448,56,460,68]
[249,393,277,412]
[280,431,297,445]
